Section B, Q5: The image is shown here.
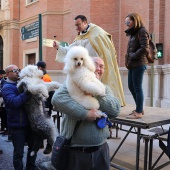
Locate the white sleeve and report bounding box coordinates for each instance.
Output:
[55,41,77,63]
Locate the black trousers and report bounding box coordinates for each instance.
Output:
[67,142,110,170]
[0,107,7,131]
[10,127,37,170]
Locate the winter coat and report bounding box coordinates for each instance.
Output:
[0,78,5,107]
[125,26,149,69]
[1,81,31,128]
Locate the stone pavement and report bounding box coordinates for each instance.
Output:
[0,131,117,170]
[109,124,170,170]
[0,132,14,170]
[0,124,170,170]
[0,132,52,170]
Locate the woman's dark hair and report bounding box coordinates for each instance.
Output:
[126,13,144,30]
[74,15,87,22]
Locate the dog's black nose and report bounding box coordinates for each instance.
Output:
[78,62,81,66]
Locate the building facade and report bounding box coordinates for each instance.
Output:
[0,0,170,108]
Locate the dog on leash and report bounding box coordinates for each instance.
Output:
[64,46,106,111]
[17,65,61,156]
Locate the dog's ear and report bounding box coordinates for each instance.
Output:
[19,65,33,78]
[83,55,96,72]
[63,56,75,73]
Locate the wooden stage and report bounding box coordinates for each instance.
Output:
[114,104,170,128]
[110,104,170,170]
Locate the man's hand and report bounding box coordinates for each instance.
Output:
[86,109,101,122]
[53,41,59,50]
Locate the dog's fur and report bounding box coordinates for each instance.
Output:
[64,46,106,110]
[18,65,61,99]
[17,65,61,156]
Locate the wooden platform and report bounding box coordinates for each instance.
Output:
[113,104,170,129]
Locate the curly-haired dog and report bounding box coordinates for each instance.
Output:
[64,46,106,111]
[17,65,61,156]
[18,65,61,99]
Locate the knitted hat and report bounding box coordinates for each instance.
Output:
[36,61,46,68]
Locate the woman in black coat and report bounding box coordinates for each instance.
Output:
[125,13,149,119]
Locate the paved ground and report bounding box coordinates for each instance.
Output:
[0,125,170,170]
[109,124,170,170]
[0,131,52,170]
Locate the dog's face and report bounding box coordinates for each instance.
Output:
[73,56,84,67]
[19,65,44,79]
[64,46,95,73]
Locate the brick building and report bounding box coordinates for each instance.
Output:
[0,0,170,107]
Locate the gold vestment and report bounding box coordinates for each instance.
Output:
[75,24,126,106]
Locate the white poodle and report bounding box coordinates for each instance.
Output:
[17,65,61,155]
[64,46,106,111]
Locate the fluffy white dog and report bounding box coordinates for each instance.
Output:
[17,65,61,156]
[18,65,61,99]
[64,46,106,111]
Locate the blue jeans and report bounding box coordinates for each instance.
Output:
[10,126,37,170]
[128,65,147,113]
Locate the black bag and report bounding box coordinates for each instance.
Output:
[167,126,170,158]
[51,136,70,170]
[51,121,81,170]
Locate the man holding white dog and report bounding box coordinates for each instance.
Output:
[1,65,37,170]
[53,15,125,106]
[52,57,120,170]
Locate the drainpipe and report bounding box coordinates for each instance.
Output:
[39,14,42,61]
